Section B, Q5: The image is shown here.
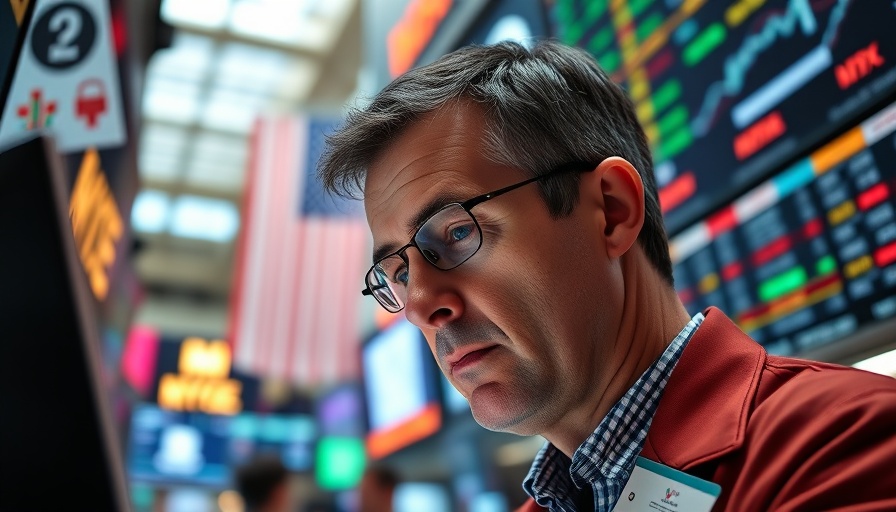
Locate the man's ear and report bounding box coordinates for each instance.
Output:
[581,157,645,258]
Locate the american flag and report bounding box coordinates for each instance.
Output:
[229,115,369,385]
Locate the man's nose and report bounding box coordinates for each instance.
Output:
[402,248,464,330]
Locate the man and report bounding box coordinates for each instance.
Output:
[234,454,291,512]
[357,465,399,512]
[320,40,896,511]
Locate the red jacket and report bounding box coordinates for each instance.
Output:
[518,307,896,511]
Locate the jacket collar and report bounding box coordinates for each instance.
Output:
[640,307,766,470]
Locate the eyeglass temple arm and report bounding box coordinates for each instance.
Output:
[460,161,597,210]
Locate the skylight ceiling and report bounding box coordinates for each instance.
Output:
[134,0,358,300]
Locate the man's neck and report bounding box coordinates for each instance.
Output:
[545,250,692,456]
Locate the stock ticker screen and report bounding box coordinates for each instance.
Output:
[550,1,896,355]
[670,102,896,355]
[550,0,896,234]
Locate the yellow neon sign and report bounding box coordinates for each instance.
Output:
[158,338,243,415]
[69,148,122,300]
[179,337,231,378]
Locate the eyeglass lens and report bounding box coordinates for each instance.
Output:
[367,203,482,311]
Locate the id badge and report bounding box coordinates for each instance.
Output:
[612,457,721,512]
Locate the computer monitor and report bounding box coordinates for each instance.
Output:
[361,319,442,459]
[393,482,453,512]
[0,135,130,510]
[127,404,233,488]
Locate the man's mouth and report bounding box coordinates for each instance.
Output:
[448,344,499,374]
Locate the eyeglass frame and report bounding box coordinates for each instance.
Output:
[361,160,599,312]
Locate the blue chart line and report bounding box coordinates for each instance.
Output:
[690,0,852,137]
[731,45,831,128]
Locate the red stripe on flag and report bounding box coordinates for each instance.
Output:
[236,118,279,373]
[270,118,302,379]
[283,220,305,383]
[228,120,263,358]
[231,115,367,386]
[311,221,330,383]
[257,118,290,373]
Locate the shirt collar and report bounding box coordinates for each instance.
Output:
[523,312,705,511]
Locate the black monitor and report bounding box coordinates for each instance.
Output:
[0,135,131,510]
[0,0,34,124]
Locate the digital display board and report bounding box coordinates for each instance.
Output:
[551,0,896,234]
[362,319,442,459]
[127,405,233,488]
[670,102,896,355]
[228,412,316,472]
[127,405,316,487]
[460,0,549,47]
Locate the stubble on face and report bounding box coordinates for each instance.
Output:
[431,316,555,433]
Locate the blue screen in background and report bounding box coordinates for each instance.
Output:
[127,405,317,487]
[127,405,232,487]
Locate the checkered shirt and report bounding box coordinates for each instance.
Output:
[522,312,705,511]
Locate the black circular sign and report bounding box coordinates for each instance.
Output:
[31,3,96,70]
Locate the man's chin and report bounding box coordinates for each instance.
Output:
[468,382,542,435]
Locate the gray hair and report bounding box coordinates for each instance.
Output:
[320,40,673,284]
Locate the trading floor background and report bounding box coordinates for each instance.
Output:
[1,0,895,511]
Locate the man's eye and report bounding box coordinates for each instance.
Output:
[394,267,409,285]
[449,224,474,241]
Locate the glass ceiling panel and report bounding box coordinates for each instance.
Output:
[162,0,231,30]
[169,195,240,243]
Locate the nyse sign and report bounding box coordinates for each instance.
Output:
[158,337,243,415]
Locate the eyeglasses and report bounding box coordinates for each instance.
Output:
[362,161,597,312]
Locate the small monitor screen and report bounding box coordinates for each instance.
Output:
[364,320,431,431]
[470,492,510,512]
[317,383,365,438]
[127,405,233,488]
[228,412,316,472]
[461,0,549,47]
[393,483,452,512]
[362,319,441,458]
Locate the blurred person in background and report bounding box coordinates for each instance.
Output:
[357,464,399,512]
[301,498,340,512]
[234,454,291,512]
[320,40,896,511]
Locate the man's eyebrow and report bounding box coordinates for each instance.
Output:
[371,193,463,263]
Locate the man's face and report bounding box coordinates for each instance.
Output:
[363,103,624,435]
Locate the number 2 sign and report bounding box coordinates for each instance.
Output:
[0,0,126,152]
[31,2,97,69]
